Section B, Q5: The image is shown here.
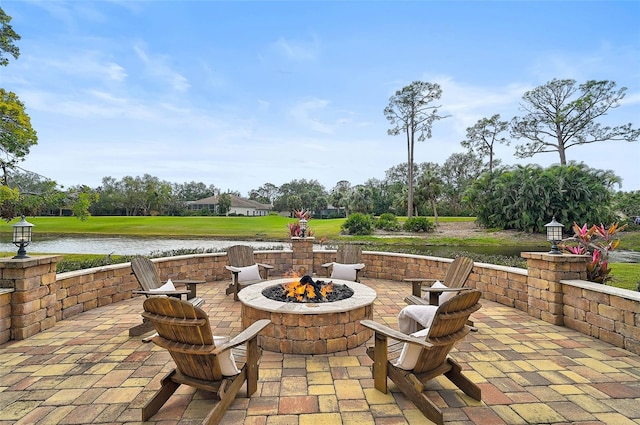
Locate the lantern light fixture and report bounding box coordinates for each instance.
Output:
[299,217,308,238]
[12,215,34,259]
[545,216,564,255]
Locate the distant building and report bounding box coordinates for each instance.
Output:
[187,195,272,216]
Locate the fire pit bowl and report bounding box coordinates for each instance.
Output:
[238,278,377,354]
[262,275,354,303]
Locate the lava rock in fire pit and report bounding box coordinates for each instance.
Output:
[262,275,355,303]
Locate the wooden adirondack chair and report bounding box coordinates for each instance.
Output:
[225,245,273,301]
[361,289,482,425]
[129,256,206,337]
[404,256,474,306]
[321,244,365,282]
[141,297,270,425]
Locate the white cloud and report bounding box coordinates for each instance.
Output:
[271,36,319,62]
[132,42,190,92]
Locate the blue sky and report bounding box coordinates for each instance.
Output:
[2,0,639,196]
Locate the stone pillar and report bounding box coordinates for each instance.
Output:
[521,252,590,326]
[291,237,315,276]
[0,255,62,340]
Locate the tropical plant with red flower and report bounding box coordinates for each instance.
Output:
[288,209,314,237]
[560,222,626,284]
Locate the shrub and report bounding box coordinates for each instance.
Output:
[403,216,434,233]
[375,213,400,231]
[560,222,626,284]
[341,213,374,235]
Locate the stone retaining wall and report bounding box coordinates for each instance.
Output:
[1,247,638,355]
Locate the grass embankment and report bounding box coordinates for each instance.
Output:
[0,215,539,246]
[2,215,638,290]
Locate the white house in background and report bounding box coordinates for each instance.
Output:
[187,195,272,216]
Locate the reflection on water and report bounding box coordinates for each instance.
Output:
[0,236,638,263]
[0,236,286,256]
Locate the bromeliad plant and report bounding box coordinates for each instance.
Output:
[560,222,626,284]
[288,209,314,237]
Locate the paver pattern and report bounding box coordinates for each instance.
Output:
[1,278,639,424]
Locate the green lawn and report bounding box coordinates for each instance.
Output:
[2,215,638,291]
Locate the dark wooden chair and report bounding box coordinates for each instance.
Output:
[225,245,273,301]
[141,297,270,425]
[321,244,365,282]
[129,256,205,338]
[361,289,482,425]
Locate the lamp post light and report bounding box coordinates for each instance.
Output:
[545,216,564,255]
[299,217,308,238]
[12,215,34,259]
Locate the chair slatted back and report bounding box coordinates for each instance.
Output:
[227,245,256,268]
[131,256,163,291]
[142,297,223,381]
[442,257,474,289]
[337,245,362,264]
[413,289,481,374]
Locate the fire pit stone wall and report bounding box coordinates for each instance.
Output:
[239,279,376,355]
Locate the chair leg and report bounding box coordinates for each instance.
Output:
[225,278,240,301]
[366,336,389,394]
[387,365,444,425]
[142,370,181,421]
[245,337,260,396]
[202,371,247,425]
[444,358,481,401]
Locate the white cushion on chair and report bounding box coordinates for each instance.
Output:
[394,327,430,370]
[213,336,241,376]
[330,263,359,281]
[397,304,438,334]
[149,279,176,293]
[425,281,456,304]
[236,264,261,283]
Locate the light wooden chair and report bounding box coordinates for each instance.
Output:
[361,289,482,425]
[141,297,270,425]
[321,244,365,282]
[129,256,205,338]
[404,256,474,305]
[225,245,273,301]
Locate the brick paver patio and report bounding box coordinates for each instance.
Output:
[1,278,639,424]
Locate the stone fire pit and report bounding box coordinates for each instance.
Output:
[238,278,377,355]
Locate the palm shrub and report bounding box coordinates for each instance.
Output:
[341,213,374,235]
[464,162,619,233]
[375,213,400,231]
[403,216,434,232]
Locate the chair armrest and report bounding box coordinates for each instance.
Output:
[420,287,469,293]
[133,289,191,297]
[321,262,333,268]
[419,287,469,306]
[213,319,271,354]
[353,263,365,270]
[256,263,273,270]
[225,265,241,273]
[403,278,438,284]
[172,279,206,285]
[360,320,433,348]
[404,295,430,306]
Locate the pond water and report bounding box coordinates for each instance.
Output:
[0,236,638,263]
[0,236,286,256]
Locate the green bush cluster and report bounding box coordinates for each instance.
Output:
[465,163,618,233]
[402,216,434,232]
[341,213,374,235]
[375,213,401,231]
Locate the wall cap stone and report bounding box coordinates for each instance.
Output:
[562,279,640,302]
[521,252,590,262]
